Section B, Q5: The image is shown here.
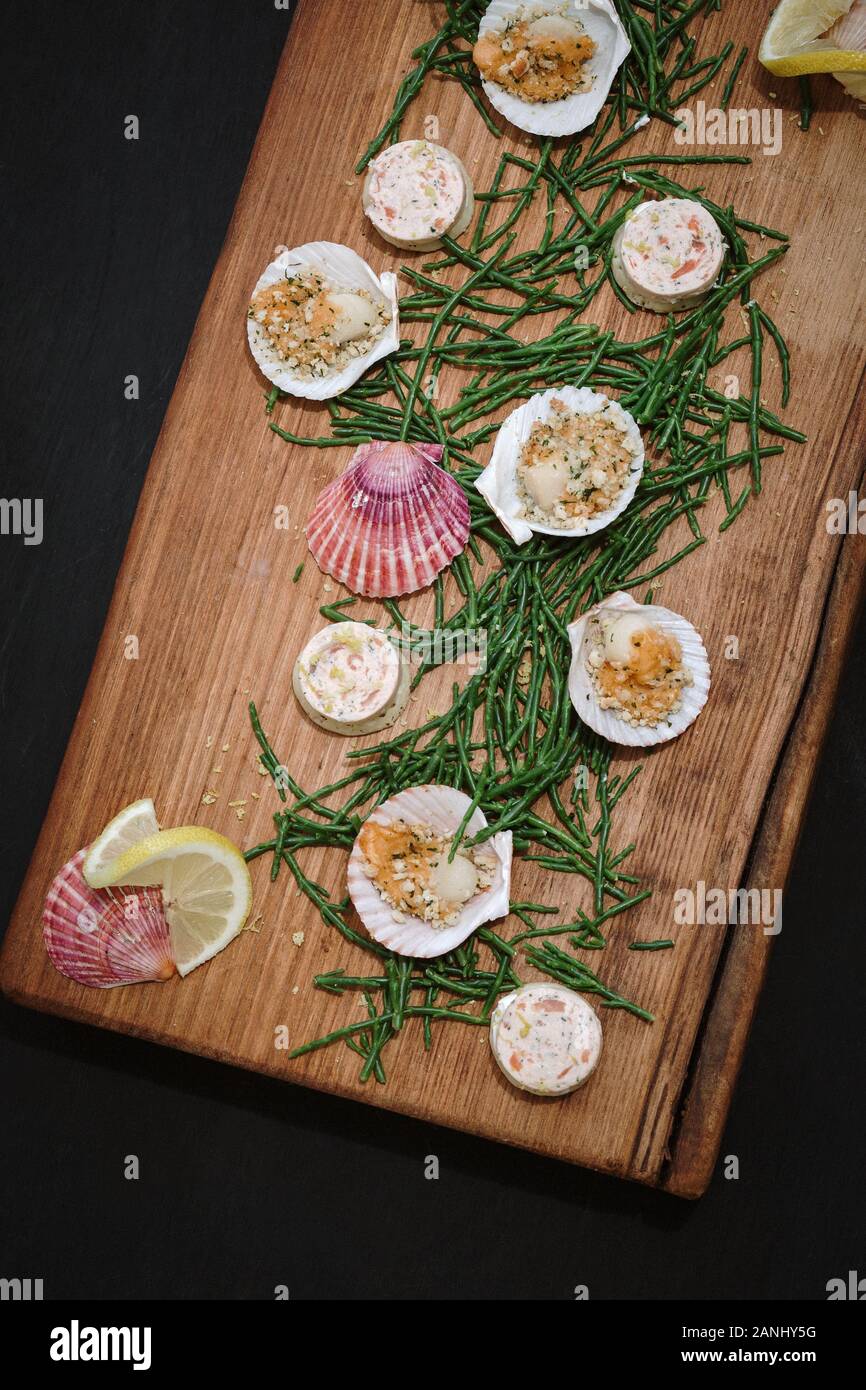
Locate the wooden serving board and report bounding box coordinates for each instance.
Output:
[3,1,864,1196]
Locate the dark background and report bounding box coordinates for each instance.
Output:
[1,0,863,1301]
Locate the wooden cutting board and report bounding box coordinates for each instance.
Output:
[3,1,864,1197]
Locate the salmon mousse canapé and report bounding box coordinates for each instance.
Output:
[490,983,603,1096]
[362,140,475,251]
[611,197,726,312]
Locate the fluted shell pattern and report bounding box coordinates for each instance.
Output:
[347,784,513,959]
[305,441,471,597]
[827,2,866,100]
[42,849,176,988]
[476,0,630,137]
[567,590,711,747]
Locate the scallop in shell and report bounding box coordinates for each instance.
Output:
[42,849,176,987]
[247,241,399,401]
[475,386,644,546]
[306,440,471,597]
[473,0,630,137]
[347,784,513,958]
[567,590,710,747]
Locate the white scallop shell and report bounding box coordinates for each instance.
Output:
[827,1,866,99]
[475,386,644,546]
[567,590,711,747]
[246,241,399,400]
[476,0,630,137]
[347,784,512,959]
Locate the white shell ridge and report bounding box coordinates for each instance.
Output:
[567,590,710,747]
[347,784,512,959]
[247,241,399,400]
[475,386,644,545]
[826,2,866,99]
[476,0,630,137]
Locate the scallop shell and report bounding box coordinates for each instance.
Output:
[476,0,630,137]
[42,849,176,988]
[475,386,644,546]
[247,241,399,401]
[347,784,513,958]
[827,1,866,99]
[306,441,471,597]
[98,893,177,985]
[567,590,710,747]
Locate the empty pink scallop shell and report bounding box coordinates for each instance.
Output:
[42,850,176,988]
[98,893,176,984]
[305,441,470,597]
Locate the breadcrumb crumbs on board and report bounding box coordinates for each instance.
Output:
[292,931,305,947]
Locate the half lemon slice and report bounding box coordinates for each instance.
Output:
[82,798,160,886]
[87,826,253,977]
[759,0,866,77]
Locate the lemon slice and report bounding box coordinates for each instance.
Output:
[83,798,160,886]
[88,826,253,977]
[759,0,866,76]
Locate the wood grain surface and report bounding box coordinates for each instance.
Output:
[2,0,864,1192]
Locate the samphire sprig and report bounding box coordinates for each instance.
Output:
[251,1,804,1081]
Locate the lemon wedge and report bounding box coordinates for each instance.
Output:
[82,798,160,886]
[759,0,866,76]
[87,826,253,976]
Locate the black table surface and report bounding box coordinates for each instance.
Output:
[1,0,863,1301]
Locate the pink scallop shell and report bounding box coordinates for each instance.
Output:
[42,849,176,988]
[99,893,177,984]
[305,441,470,597]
